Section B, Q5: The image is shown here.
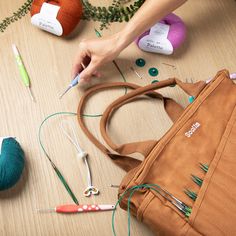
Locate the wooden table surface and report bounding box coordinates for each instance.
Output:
[0,0,236,235]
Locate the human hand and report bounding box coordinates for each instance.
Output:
[71,33,123,83]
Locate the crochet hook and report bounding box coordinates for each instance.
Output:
[59,63,86,99]
[59,74,80,99]
[12,44,35,102]
[37,204,115,214]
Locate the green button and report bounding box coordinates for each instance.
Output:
[135,58,146,67]
[151,80,159,84]
[149,67,159,77]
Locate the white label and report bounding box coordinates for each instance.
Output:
[149,22,170,38]
[31,3,63,36]
[138,22,173,55]
[138,35,173,55]
[185,122,201,138]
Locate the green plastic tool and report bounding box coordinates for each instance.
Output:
[12,44,35,102]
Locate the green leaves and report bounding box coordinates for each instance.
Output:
[82,0,145,30]
[0,0,33,33]
[0,0,145,33]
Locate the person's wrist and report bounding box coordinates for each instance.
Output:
[112,31,130,55]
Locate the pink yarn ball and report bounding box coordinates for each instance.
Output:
[136,13,186,52]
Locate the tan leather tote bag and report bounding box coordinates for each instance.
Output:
[78,69,236,235]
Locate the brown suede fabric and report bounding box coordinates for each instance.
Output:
[78,69,236,235]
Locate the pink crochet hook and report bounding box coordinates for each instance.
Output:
[37,204,115,214]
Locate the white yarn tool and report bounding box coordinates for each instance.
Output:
[60,121,99,197]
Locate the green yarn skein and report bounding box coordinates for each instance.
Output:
[0,137,25,190]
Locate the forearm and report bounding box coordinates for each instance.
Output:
[116,0,187,51]
[72,0,187,81]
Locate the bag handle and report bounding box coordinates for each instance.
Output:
[77,81,185,171]
[78,79,206,171]
[100,78,206,153]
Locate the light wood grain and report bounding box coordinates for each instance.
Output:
[0,0,236,235]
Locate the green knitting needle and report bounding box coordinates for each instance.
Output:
[12,44,35,102]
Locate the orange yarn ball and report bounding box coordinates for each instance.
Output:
[30,0,83,36]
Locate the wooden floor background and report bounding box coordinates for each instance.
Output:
[0,0,236,235]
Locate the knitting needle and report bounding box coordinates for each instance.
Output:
[130,66,143,79]
[37,204,115,214]
[12,44,35,102]
[156,187,191,217]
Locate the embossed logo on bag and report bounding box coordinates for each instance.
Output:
[185,122,201,138]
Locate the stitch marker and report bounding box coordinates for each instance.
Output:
[188,96,195,103]
[135,58,146,67]
[151,80,159,84]
[149,67,159,77]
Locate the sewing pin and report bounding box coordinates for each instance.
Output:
[37,204,115,214]
[130,66,143,79]
[162,62,176,69]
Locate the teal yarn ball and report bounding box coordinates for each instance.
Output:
[0,137,25,191]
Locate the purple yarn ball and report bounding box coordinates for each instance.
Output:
[136,13,186,51]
